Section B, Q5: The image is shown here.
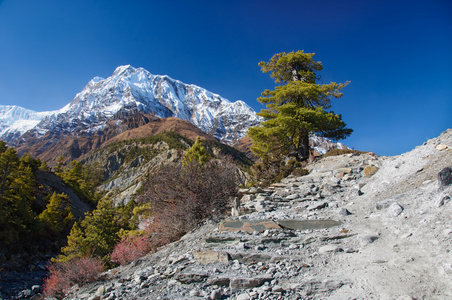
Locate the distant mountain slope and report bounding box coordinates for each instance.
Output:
[3,65,260,147]
[0,105,55,143]
[103,117,217,147]
[15,113,220,166]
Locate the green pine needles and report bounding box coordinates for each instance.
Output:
[248,50,353,162]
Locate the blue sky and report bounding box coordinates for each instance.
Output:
[0,0,450,156]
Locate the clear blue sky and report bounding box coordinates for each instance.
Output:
[0,0,451,156]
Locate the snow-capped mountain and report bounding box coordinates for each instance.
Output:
[4,65,260,146]
[0,105,57,143]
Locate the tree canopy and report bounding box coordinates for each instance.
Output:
[248,50,353,162]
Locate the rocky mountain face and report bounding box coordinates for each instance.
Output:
[62,129,452,300]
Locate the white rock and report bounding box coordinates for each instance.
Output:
[387,203,404,217]
[319,245,339,253]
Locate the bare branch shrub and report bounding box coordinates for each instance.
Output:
[138,155,239,245]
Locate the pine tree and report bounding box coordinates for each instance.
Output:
[59,199,122,266]
[248,50,353,162]
[39,160,51,172]
[0,147,38,248]
[182,137,211,166]
[39,192,75,233]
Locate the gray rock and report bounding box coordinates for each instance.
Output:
[436,193,451,207]
[318,245,339,254]
[255,195,271,201]
[230,277,273,289]
[254,201,268,212]
[206,277,231,286]
[329,176,341,185]
[438,167,452,188]
[308,202,328,211]
[240,194,255,202]
[286,193,300,200]
[358,234,379,244]
[236,293,251,300]
[340,208,352,216]
[387,203,404,217]
[174,272,208,284]
[272,285,284,292]
[210,289,222,300]
[288,244,299,250]
[376,199,393,210]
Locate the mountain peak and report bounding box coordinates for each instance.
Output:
[113,65,136,77]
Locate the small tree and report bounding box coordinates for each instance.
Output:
[39,192,75,234]
[248,50,353,162]
[58,199,122,266]
[182,137,210,166]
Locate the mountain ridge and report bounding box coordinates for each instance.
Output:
[1,65,260,146]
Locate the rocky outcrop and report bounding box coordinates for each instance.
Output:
[60,129,452,299]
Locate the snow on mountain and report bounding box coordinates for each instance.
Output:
[0,105,53,142]
[13,65,260,145]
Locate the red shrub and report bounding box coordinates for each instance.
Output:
[42,264,70,299]
[43,257,104,299]
[111,235,152,265]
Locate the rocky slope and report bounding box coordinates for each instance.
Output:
[61,129,452,300]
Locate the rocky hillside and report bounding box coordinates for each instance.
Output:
[80,129,253,206]
[62,129,452,300]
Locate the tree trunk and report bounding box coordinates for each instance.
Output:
[296,129,310,161]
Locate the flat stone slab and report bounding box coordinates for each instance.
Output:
[276,219,342,230]
[193,250,231,265]
[230,277,273,289]
[219,219,281,233]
